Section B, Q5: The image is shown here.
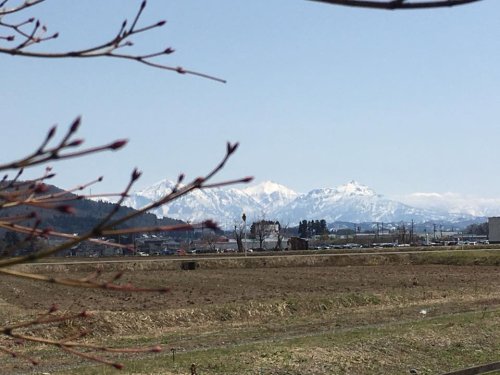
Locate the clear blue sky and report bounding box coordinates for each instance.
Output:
[2,0,499,199]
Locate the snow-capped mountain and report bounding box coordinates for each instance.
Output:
[242,181,299,213]
[273,181,460,224]
[400,192,500,218]
[117,179,484,227]
[122,180,262,225]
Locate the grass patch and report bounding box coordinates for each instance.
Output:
[64,309,500,375]
[410,250,500,266]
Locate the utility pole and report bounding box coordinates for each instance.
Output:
[410,219,414,245]
[242,213,247,256]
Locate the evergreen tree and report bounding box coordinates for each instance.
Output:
[298,219,329,238]
[319,219,328,235]
[464,222,488,236]
[298,220,308,238]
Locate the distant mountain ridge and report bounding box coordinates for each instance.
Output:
[118,179,493,227]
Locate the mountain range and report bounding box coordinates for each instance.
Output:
[117,180,495,228]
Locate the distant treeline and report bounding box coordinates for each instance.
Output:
[0,183,184,244]
[463,222,488,235]
[298,219,328,238]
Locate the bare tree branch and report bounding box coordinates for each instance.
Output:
[0,0,45,16]
[0,119,252,367]
[1,305,161,369]
[0,118,128,172]
[0,0,226,83]
[308,0,483,10]
[0,267,170,292]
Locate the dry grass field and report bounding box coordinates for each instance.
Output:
[1,249,499,374]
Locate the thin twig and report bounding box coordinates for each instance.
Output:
[0,1,225,83]
[308,0,483,10]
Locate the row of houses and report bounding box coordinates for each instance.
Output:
[39,217,500,257]
[55,235,291,257]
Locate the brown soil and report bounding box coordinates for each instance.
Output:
[0,258,499,374]
[2,264,498,313]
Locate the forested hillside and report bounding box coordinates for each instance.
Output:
[0,183,184,236]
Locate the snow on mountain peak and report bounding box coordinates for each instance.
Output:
[242,181,299,213]
[243,180,298,197]
[335,180,377,197]
[116,178,489,227]
[138,179,178,201]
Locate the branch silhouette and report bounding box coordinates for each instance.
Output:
[0,0,225,82]
[0,119,252,368]
[309,0,483,10]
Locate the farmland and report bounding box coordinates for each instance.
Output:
[1,249,499,374]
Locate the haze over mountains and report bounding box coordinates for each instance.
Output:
[118,180,497,227]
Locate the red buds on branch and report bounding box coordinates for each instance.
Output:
[0,112,253,371]
[0,0,226,83]
[108,139,128,150]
